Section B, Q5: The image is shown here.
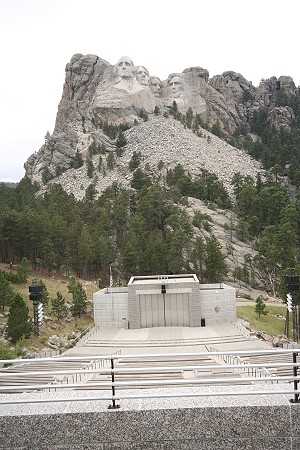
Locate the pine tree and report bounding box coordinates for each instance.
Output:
[255,295,268,319]
[0,271,14,311]
[72,150,83,169]
[16,257,32,284]
[85,183,97,201]
[139,108,148,121]
[204,235,227,282]
[86,157,94,178]
[68,277,87,317]
[7,293,32,343]
[42,166,52,183]
[116,131,127,148]
[106,153,116,170]
[131,169,152,190]
[191,236,206,281]
[44,131,51,143]
[51,291,68,321]
[211,120,223,137]
[128,151,141,171]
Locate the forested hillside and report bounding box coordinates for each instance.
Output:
[0,176,228,284]
[1,127,300,301]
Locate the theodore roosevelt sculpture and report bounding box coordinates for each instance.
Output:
[136,66,150,86]
[150,76,162,97]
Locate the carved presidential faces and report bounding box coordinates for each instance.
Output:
[136,66,150,86]
[95,56,192,112]
[115,56,135,79]
[150,76,162,97]
[169,76,184,98]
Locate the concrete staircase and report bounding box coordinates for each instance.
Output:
[83,333,248,348]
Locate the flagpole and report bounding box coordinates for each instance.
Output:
[109,264,114,324]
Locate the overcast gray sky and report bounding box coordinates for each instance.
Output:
[0,0,299,182]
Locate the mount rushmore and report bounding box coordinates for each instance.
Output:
[24,53,298,189]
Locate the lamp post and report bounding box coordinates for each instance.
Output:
[29,279,43,335]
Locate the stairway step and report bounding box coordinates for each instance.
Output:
[83,335,247,348]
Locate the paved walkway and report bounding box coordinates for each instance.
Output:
[237,301,285,307]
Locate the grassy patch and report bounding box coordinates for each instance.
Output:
[237,305,291,337]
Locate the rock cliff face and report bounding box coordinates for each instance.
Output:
[24,54,299,192]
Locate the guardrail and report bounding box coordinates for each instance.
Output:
[232,319,257,339]
[209,346,274,379]
[31,349,60,358]
[81,325,100,344]
[72,324,95,345]
[1,349,300,409]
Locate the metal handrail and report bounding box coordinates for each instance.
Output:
[0,361,299,378]
[1,348,299,407]
[1,348,300,364]
[1,375,300,392]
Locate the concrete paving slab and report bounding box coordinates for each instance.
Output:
[209,340,272,352]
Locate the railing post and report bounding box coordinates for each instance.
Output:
[108,358,120,409]
[290,351,299,403]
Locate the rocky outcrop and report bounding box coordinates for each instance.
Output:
[24,53,299,189]
[186,197,262,288]
[254,75,298,108]
[209,71,255,128]
[268,106,295,131]
[43,115,263,201]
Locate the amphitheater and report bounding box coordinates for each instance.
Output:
[1,278,300,449]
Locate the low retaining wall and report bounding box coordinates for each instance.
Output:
[1,387,300,449]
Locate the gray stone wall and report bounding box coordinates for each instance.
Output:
[93,288,128,328]
[199,284,236,325]
[1,388,300,449]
